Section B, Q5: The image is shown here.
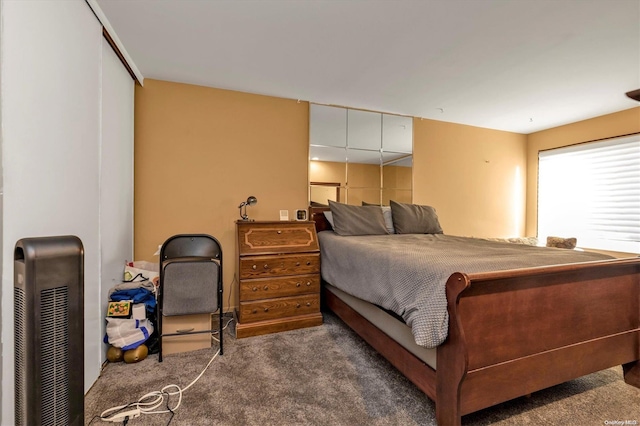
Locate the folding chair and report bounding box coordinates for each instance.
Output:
[157,234,223,361]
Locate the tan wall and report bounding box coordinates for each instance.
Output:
[308,160,382,205]
[348,162,381,189]
[309,160,346,186]
[525,107,640,237]
[382,165,412,204]
[413,118,528,238]
[135,80,636,310]
[134,79,309,310]
[382,165,412,190]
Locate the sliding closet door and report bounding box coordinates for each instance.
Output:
[1,1,102,422]
[2,2,137,422]
[99,37,135,366]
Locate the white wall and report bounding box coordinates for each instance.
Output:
[0,2,4,421]
[99,36,135,365]
[0,1,134,423]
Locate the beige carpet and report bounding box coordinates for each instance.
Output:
[85,312,640,425]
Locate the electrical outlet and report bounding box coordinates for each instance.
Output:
[279,210,289,221]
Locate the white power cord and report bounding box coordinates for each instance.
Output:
[99,316,234,423]
[212,316,234,342]
[100,347,220,422]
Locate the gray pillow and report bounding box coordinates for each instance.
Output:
[323,211,335,228]
[360,202,395,233]
[390,200,443,234]
[328,200,389,236]
[381,206,395,234]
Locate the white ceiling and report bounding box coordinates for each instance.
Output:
[96,0,640,134]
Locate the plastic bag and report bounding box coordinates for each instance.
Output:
[124,260,159,286]
[105,318,154,350]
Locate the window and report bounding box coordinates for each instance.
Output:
[538,134,640,254]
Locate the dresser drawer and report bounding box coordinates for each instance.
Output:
[237,222,319,255]
[239,253,320,279]
[240,274,320,301]
[238,294,320,323]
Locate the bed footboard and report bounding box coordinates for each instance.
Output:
[623,360,640,387]
[436,258,640,425]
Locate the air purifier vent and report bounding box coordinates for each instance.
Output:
[40,286,70,426]
[14,287,26,426]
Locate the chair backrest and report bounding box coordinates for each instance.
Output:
[162,260,220,316]
[159,234,223,317]
[160,234,222,262]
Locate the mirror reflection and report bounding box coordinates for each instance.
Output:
[309,104,412,206]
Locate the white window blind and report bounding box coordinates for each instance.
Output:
[538,134,640,254]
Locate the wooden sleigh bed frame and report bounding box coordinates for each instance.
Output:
[310,207,640,425]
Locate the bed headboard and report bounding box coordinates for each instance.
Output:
[309,206,332,233]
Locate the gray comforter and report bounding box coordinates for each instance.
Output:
[318,232,613,348]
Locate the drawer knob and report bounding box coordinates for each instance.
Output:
[252,309,257,314]
[252,287,258,292]
[277,230,282,234]
[252,264,257,270]
[264,285,269,290]
[296,282,301,287]
[306,281,311,286]
[296,262,300,266]
[306,261,311,266]
[264,308,269,312]
[264,264,269,269]
[296,303,301,308]
[306,302,311,307]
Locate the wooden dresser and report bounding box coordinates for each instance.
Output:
[235,220,323,338]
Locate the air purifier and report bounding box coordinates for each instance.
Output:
[14,236,84,426]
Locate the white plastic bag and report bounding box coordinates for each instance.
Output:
[124,261,159,286]
[106,318,154,350]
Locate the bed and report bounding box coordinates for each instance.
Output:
[310,204,640,425]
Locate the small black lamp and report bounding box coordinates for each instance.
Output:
[238,196,258,221]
